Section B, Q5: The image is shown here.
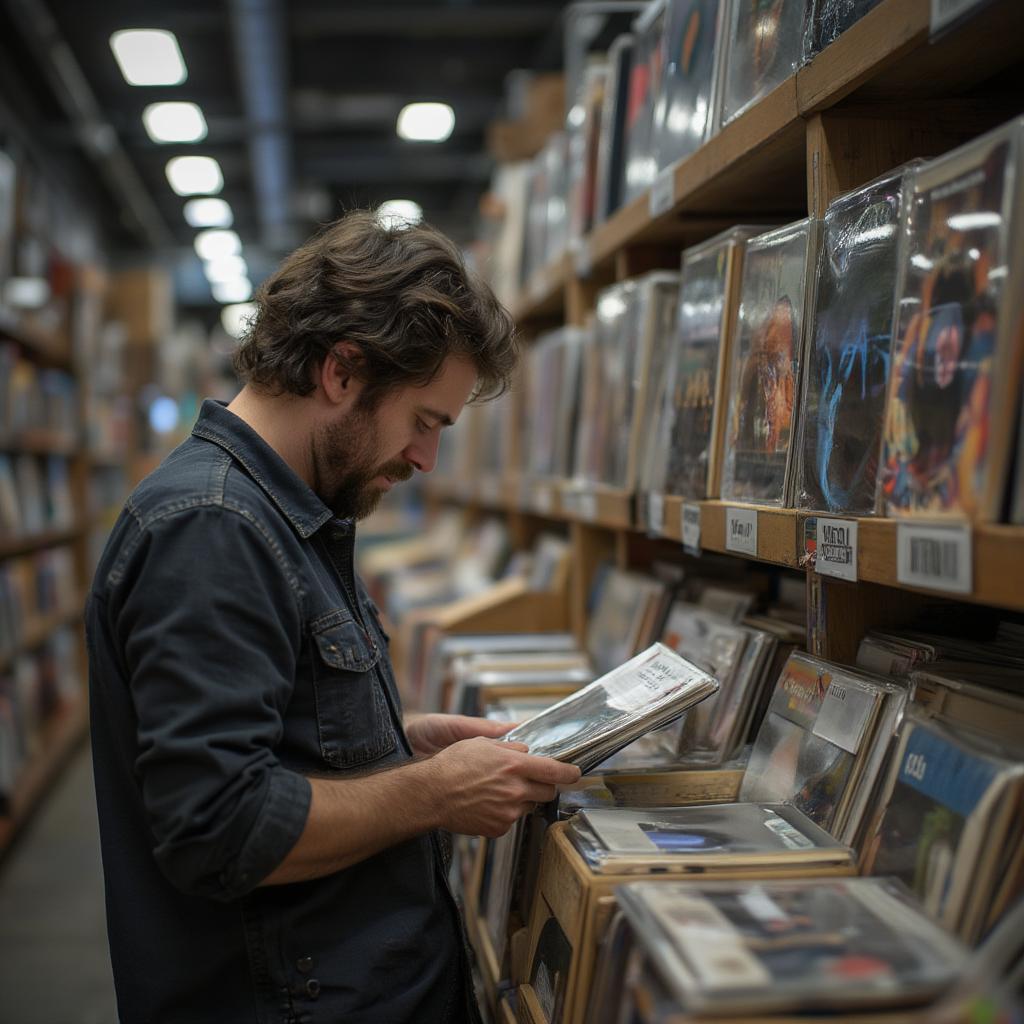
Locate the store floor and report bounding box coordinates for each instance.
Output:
[0,741,118,1024]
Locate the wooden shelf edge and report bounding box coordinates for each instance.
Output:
[0,600,85,674]
[508,253,570,323]
[0,696,89,857]
[0,524,83,561]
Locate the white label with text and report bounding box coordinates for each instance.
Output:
[648,492,664,534]
[725,507,758,557]
[682,502,702,555]
[649,166,676,217]
[816,518,858,581]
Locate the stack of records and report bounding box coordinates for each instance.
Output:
[720,218,821,506]
[878,117,1024,521]
[585,567,669,676]
[503,643,718,773]
[739,652,908,846]
[618,877,965,1016]
[862,710,1024,942]
[567,802,853,875]
[450,658,593,719]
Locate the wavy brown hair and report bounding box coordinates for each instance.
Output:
[234,210,517,407]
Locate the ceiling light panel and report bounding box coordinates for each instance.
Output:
[221,302,257,338]
[194,229,242,261]
[396,102,455,142]
[110,29,187,87]
[143,102,207,143]
[184,198,233,228]
[166,155,223,196]
[213,279,254,304]
[204,255,248,283]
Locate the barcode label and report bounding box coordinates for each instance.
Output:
[649,166,676,217]
[815,517,858,582]
[897,522,972,594]
[647,492,664,534]
[930,0,986,36]
[682,502,702,556]
[813,678,877,754]
[725,507,757,557]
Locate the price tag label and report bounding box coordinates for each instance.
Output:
[579,491,598,523]
[725,507,758,557]
[647,492,664,535]
[682,502,702,556]
[897,522,972,594]
[649,166,676,217]
[815,517,858,582]
[573,239,592,279]
[534,484,553,515]
[930,0,987,37]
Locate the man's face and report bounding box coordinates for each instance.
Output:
[312,355,477,520]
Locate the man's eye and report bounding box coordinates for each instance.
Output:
[416,418,430,434]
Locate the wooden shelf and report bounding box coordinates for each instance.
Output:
[0,312,71,367]
[0,525,82,561]
[0,600,85,674]
[0,697,89,857]
[508,253,570,323]
[0,430,79,457]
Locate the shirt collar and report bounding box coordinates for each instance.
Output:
[191,399,336,539]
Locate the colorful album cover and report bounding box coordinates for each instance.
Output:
[594,33,634,224]
[720,219,816,506]
[878,120,1024,520]
[795,166,912,515]
[568,64,608,247]
[651,227,756,501]
[863,715,1022,930]
[803,0,884,60]
[719,0,808,126]
[530,914,573,1024]
[618,877,964,1015]
[652,0,725,171]
[739,653,884,831]
[624,1,668,202]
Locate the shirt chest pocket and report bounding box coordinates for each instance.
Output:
[309,610,397,769]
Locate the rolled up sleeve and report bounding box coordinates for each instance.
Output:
[113,503,311,901]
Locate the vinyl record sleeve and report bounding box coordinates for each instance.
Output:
[802,0,885,61]
[618,876,965,1015]
[719,0,808,127]
[795,165,915,515]
[525,327,586,482]
[652,0,726,172]
[739,652,887,831]
[503,642,719,773]
[585,568,666,676]
[594,33,635,225]
[623,0,668,202]
[720,218,818,506]
[878,118,1024,520]
[650,226,761,502]
[567,64,608,248]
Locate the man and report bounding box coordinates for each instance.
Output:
[87,211,580,1024]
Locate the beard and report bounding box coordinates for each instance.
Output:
[311,406,413,520]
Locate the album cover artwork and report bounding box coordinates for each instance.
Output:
[594,33,634,224]
[525,327,585,482]
[530,914,573,1024]
[624,0,668,202]
[719,0,808,126]
[651,227,757,501]
[739,652,884,832]
[617,877,965,1015]
[720,219,817,506]
[803,0,884,60]
[795,166,913,515]
[878,119,1024,520]
[652,0,725,171]
[567,64,608,247]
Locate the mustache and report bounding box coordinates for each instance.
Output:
[377,461,414,483]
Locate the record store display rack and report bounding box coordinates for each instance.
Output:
[400,0,1024,1020]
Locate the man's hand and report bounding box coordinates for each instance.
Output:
[405,712,513,756]
[425,737,581,838]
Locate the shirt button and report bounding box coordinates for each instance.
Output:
[296,955,313,974]
[305,978,321,1000]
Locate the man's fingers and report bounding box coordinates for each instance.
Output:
[503,741,530,754]
[515,753,581,786]
[521,782,558,804]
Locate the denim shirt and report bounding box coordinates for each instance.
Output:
[87,400,474,1024]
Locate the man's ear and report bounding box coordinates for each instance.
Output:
[319,341,366,407]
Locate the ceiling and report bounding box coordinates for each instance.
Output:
[0,0,568,306]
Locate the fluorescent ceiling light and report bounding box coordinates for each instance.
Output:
[396,102,454,142]
[377,199,423,229]
[946,212,1001,231]
[194,229,241,261]
[166,155,223,196]
[204,255,248,283]
[213,279,253,304]
[221,302,257,339]
[184,197,233,228]
[110,29,187,86]
[143,101,207,143]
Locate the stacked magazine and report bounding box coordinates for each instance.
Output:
[503,643,718,773]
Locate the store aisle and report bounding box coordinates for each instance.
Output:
[0,742,118,1024]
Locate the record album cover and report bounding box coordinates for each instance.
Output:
[803,0,884,60]
[624,1,668,202]
[719,0,808,127]
[720,219,817,505]
[594,33,634,224]
[878,119,1024,520]
[652,0,725,171]
[795,166,913,515]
